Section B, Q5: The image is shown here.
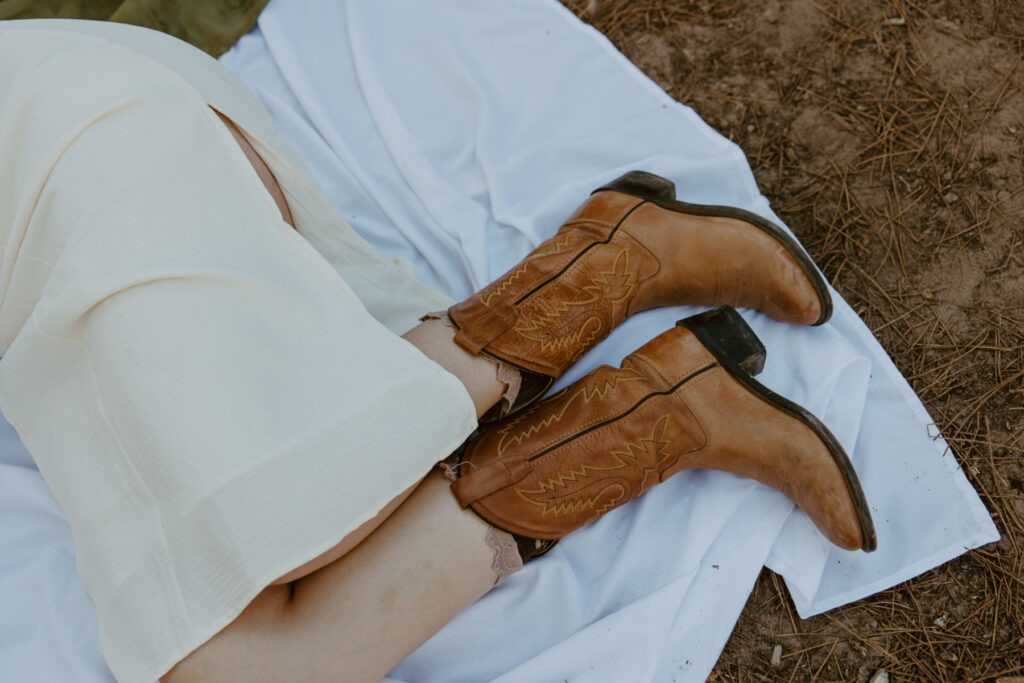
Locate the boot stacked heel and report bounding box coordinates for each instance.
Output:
[677,306,766,376]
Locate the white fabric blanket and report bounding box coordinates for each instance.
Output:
[0,0,999,681]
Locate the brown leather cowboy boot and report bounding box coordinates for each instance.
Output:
[450,306,876,558]
[448,171,834,416]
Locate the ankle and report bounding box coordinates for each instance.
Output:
[422,311,538,420]
[404,314,506,418]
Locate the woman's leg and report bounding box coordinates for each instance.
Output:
[165,319,508,682]
[167,100,520,664]
[402,317,507,419]
[165,469,497,683]
[269,317,507,585]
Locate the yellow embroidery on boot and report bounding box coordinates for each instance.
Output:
[480,261,531,307]
[516,307,603,354]
[583,249,636,311]
[495,393,582,457]
[516,414,671,517]
[511,249,637,358]
[479,233,589,307]
[494,368,645,456]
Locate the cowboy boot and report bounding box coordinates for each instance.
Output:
[448,170,834,416]
[450,306,876,559]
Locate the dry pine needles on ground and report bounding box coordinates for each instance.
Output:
[561,0,1024,680]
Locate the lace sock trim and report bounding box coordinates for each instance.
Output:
[421,311,521,418]
[485,526,524,585]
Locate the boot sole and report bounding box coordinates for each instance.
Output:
[596,170,833,326]
[678,306,877,552]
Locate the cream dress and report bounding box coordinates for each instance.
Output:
[0,19,477,683]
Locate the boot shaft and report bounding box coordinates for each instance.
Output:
[450,190,655,376]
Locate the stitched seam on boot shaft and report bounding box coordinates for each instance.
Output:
[451,196,648,375]
[511,230,657,319]
[671,367,749,469]
[463,364,717,513]
[490,366,648,458]
[526,362,719,463]
[660,383,712,478]
[616,231,663,318]
[451,455,534,508]
[479,342,565,377]
[474,228,601,309]
[621,354,674,390]
[512,200,646,304]
[504,411,687,538]
[623,337,721,388]
[489,236,659,375]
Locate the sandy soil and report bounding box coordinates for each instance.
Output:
[562,0,1024,680]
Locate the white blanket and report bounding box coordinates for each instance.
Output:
[0,0,998,681]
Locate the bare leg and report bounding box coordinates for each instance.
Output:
[401,317,506,419]
[162,318,510,681]
[164,470,497,683]
[269,317,506,584]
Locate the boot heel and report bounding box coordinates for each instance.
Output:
[594,170,676,201]
[677,306,766,376]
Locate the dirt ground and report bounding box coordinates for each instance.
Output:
[561,0,1024,680]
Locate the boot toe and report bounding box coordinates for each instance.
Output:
[801,459,872,551]
[759,246,829,326]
